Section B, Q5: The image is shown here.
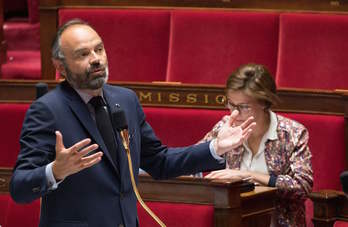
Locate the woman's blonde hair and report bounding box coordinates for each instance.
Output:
[226,63,280,109]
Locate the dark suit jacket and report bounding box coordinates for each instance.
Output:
[10,81,224,227]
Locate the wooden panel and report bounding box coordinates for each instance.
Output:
[0,168,276,227]
[39,4,58,80]
[0,168,11,194]
[39,0,348,12]
[0,80,346,116]
[310,190,348,227]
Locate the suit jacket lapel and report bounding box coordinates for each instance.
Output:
[103,86,129,180]
[61,82,120,176]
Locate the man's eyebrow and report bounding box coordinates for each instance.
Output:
[73,41,104,55]
[73,48,88,55]
[95,42,104,48]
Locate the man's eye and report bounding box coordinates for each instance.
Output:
[80,52,89,57]
[96,47,103,53]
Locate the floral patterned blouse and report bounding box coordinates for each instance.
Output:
[200,112,313,227]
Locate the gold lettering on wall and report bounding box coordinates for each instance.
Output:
[186,93,197,103]
[204,94,209,104]
[216,95,225,104]
[169,93,180,103]
[134,88,225,108]
[139,92,152,102]
[157,93,162,102]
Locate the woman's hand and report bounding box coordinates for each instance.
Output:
[205,169,251,180]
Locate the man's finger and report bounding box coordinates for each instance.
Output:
[242,122,256,135]
[242,129,253,141]
[228,110,239,126]
[70,138,92,153]
[77,144,99,157]
[79,152,103,169]
[55,131,65,151]
[240,116,255,130]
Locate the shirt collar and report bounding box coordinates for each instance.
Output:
[75,88,104,104]
[264,110,278,141]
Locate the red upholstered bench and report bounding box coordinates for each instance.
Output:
[0,103,40,227]
[276,13,348,90]
[143,107,228,146]
[0,195,9,227]
[0,103,30,167]
[58,8,279,85]
[59,9,171,82]
[166,10,279,84]
[0,104,345,227]
[139,107,227,227]
[280,113,346,227]
[142,108,346,227]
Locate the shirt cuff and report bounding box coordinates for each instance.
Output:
[268,174,277,187]
[45,162,63,190]
[209,139,225,164]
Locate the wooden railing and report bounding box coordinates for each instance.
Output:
[0,167,277,227]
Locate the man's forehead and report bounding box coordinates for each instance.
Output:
[60,24,102,49]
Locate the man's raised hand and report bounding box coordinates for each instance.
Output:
[52,131,103,181]
[214,110,256,156]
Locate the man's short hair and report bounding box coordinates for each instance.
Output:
[51,19,91,60]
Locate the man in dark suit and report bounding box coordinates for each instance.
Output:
[10,19,255,227]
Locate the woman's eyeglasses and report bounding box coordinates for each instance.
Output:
[224,98,252,115]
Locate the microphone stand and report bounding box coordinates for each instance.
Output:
[120,129,166,227]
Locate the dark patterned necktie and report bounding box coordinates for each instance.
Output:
[89,96,118,166]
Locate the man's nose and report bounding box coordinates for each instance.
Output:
[89,51,101,65]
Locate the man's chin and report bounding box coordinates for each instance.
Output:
[88,78,106,89]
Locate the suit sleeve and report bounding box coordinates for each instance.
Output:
[10,101,56,203]
[133,95,225,179]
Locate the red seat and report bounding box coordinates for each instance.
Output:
[137,202,214,227]
[167,10,279,84]
[0,195,9,227]
[277,13,348,90]
[5,198,40,227]
[0,103,30,167]
[279,113,345,227]
[139,107,228,226]
[0,103,39,227]
[143,107,229,146]
[1,51,41,79]
[59,9,171,82]
[144,108,346,227]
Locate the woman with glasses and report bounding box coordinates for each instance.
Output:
[200,63,313,226]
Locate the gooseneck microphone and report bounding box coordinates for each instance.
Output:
[111,105,166,227]
[111,105,129,150]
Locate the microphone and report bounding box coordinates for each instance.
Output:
[111,104,166,227]
[111,104,128,131]
[340,171,348,194]
[35,82,48,99]
[111,105,129,149]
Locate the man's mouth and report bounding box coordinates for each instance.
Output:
[90,68,105,75]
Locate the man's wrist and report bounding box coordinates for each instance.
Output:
[52,161,63,181]
[213,139,220,156]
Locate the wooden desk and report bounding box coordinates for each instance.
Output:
[310,190,348,227]
[138,174,277,227]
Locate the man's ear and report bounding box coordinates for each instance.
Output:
[52,58,66,77]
